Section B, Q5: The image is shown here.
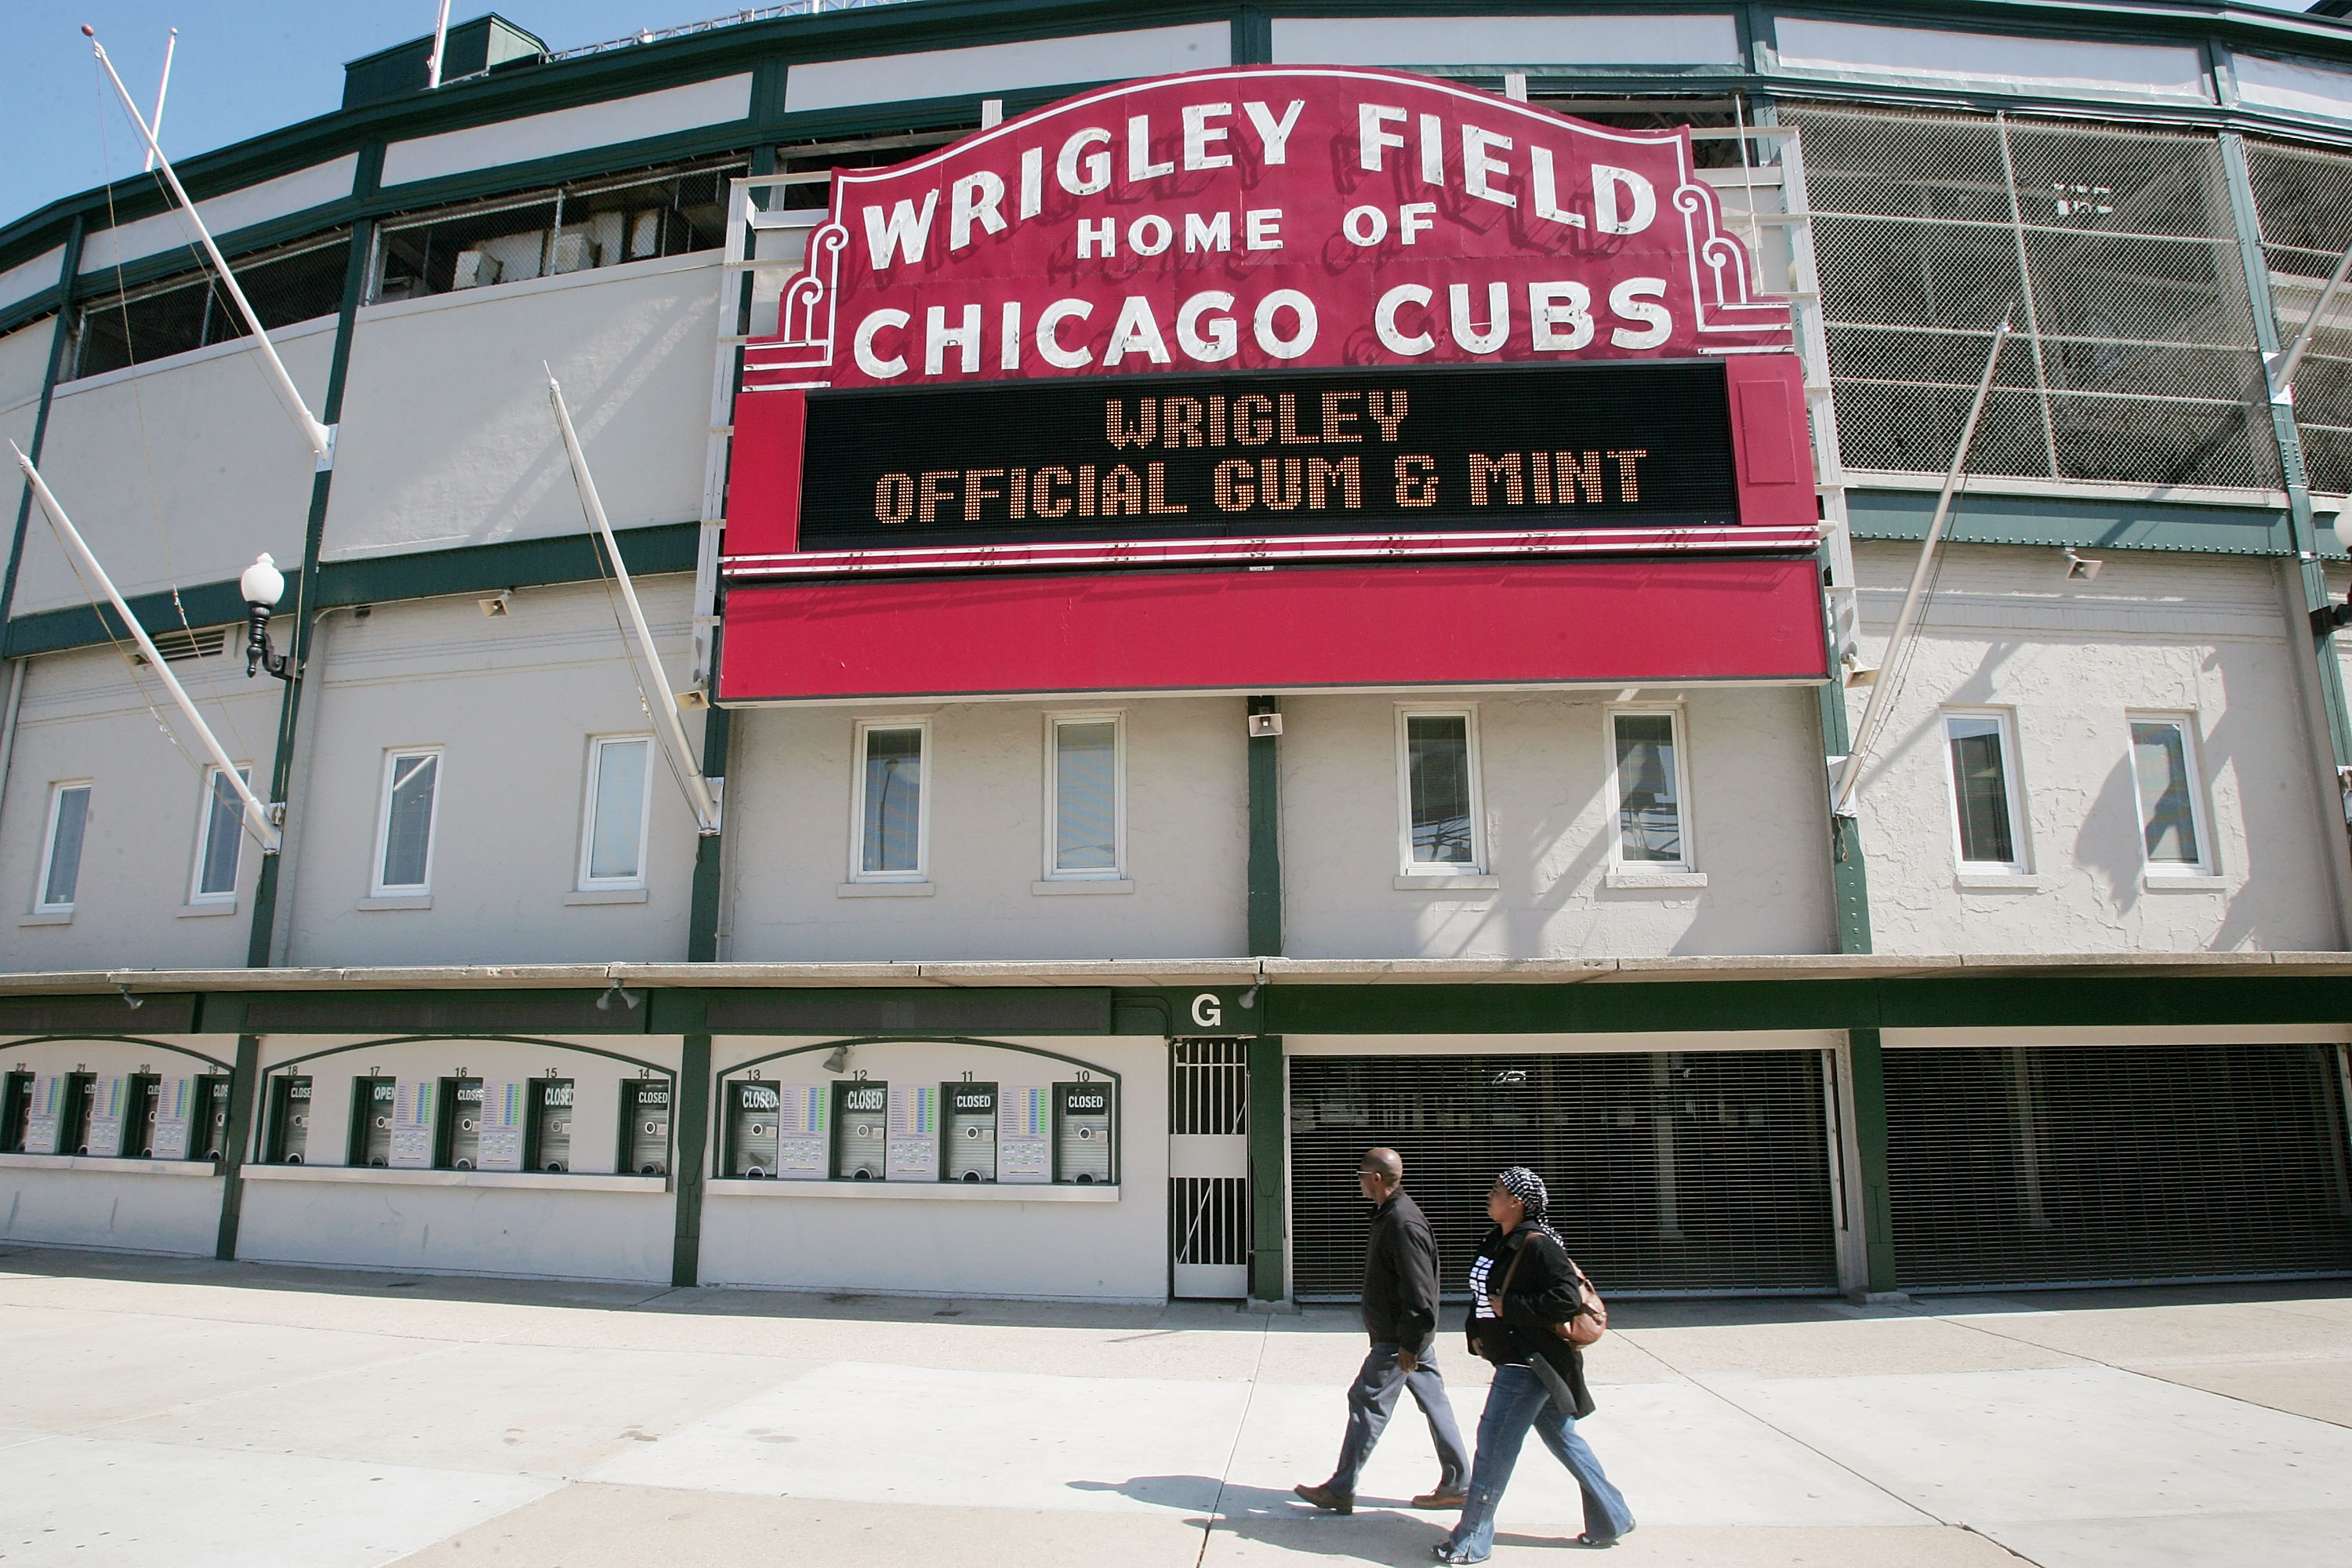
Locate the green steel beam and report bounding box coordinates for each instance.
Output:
[245,194,378,971]
[1846,488,2296,558]
[2220,131,2352,772]
[1248,1032,1285,1301]
[671,1033,713,1287]
[1247,695,1282,957]
[212,1033,262,1262]
[1846,1027,1898,1294]
[0,219,84,632]
[1817,661,1872,955]
[2,522,699,659]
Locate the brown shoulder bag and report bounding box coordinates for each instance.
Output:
[1492,1235,1609,1348]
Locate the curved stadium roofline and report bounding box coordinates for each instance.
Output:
[9,0,2352,298]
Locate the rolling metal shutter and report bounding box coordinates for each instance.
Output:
[1886,1043,2352,1290]
[1290,1050,1838,1299]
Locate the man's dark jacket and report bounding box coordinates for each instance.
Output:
[1362,1189,1443,1347]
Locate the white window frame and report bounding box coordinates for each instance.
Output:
[34,780,93,915]
[1604,704,1695,871]
[1041,711,1127,881]
[370,748,445,897]
[1941,708,2031,873]
[1395,706,1486,875]
[848,718,931,883]
[187,764,252,905]
[2126,711,2216,877]
[576,733,655,891]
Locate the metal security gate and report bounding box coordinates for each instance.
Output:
[1290,1051,1838,1299]
[1170,1040,1250,1299]
[1886,1043,2352,1290]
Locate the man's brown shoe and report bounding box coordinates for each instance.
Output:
[1294,1483,1353,1514]
[1413,1490,1468,1510]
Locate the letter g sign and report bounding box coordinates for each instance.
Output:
[1191,993,1224,1029]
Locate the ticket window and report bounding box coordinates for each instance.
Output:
[943,1082,998,1182]
[621,1080,670,1176]
[267,1076,312,1164]
[2,1071,33,1153]
[728,1081,782,1178]
[196,1075,230,1162]
[129,1074,162,1158]
[438,1078,485,1171]
[64,1073,97,1156]
[528,1080,574,1174]
[833,1080,888,1181]
[349,1077,396,1167]
[1054,1081,1115,1185]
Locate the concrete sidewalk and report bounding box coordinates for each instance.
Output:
[0,1249,2344,1566]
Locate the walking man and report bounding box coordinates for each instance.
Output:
[1296,1147,1469,1514]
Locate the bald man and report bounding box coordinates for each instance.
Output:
[1295,1147,1468,1515]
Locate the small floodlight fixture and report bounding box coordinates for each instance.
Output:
[241,553,295,681]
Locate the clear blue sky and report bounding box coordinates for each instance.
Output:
[0,2,2336,230]
[0,4,794,227]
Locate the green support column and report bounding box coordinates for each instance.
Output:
[2220,134,2352,774]
[1247,695,1281,956]
[0,217,85,632]
[212,1035,262,1261]
[1245,696,1283,1300]
[667,139,775,1288]
[1847,1028,1899,1295]
[671,1034,713,1287]
[245,194,379,969]
[1247,1033,1286,1302]
[1818,674,1873,955]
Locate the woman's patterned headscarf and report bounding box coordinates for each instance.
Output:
[1497,1165,1564,1244]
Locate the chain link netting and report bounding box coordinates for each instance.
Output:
[1788,103,2278,492]
[2245,138,2352,495]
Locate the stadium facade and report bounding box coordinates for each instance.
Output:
[2,1,2351,1303]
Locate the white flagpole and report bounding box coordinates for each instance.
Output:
[426,1,455,89]
[85,27,334,463]
[2270,242,2352,398]
[546,374,723,834]
[143,29,177,173]
[1832,316,2013,818]
[12,444,281,852]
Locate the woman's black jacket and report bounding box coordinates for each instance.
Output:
[1461,1223,1595,1417]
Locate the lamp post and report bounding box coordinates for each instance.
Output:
[241,553,295,681]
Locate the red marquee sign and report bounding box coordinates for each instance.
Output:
[746,67,1790,390]
[717,68,1825,704]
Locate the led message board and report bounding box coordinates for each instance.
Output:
[797,361,1737,552]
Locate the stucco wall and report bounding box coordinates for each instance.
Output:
[0,314,54,419]
[2,642,278,966]
[696,1036,1166,1301]
[279,579,702,967]
[1849,543,2338,953]
[325,252,716,562]
[13,325,335,615]
[1279,687,1837,959]
[723,699,1248,962]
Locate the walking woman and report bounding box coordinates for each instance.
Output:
[1435,1167,1635,1561]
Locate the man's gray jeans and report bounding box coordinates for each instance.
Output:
[1327,1338,1469,1497]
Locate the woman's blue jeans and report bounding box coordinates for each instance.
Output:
[1444,1364,1635,1559]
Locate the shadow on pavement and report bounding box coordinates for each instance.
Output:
[1072,1475,1473,1563]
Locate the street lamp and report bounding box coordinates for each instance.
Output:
[241,552,294,681]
